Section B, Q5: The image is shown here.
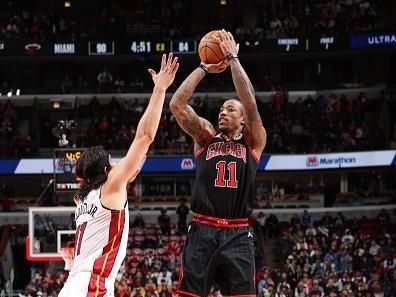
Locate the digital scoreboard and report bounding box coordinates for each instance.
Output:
[88,41,115,55]
[53,148,85,192]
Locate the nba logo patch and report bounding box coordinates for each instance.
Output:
[233,133,243,140]
[181,158,194,170]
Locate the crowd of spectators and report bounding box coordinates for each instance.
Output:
[0,0,392,43]
[235,0,390,41]
[20,209,395,296]
[0,90,386,157]
[60,96,193,154]
[0,1,82,42]
[46,91,385,155]
[255,209,395,296]
[0,99,36,157]
[263,91,386,154]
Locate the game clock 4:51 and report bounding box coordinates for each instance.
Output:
[130,41,152,53]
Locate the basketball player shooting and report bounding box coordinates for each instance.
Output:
[58,53,179,297]
[170,30,267,296]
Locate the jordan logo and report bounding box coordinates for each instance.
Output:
[248,231,253,238]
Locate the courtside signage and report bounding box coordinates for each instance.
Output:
[350,33,396,48]
[266,151,396,170]
[181,158,195,170]
[2,151,395,174]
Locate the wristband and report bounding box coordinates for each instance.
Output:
[226,52,238,61]
[198,64,209,74]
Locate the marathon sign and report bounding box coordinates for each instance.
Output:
[350,33,396,48]
[1,151,395,174]
[306,156,356,167]
[265,151,396,171]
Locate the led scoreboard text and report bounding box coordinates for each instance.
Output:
[54,149,85,192]
[0,33,393,57]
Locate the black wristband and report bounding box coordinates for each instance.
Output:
[226,52,238,61]
[198,64,208,74]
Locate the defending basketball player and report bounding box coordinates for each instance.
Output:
[169,30,266,296]
[58,53,179,297]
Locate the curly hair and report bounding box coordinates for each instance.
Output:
[74,146,111,202]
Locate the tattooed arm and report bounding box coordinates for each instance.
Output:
[170,62,228,151]
[219,30,267,157]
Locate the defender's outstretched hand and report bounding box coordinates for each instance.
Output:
[148,53,179,89]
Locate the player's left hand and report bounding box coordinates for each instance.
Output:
[148,53,179,90]
[218,29,239,57]
[201,60,229,73]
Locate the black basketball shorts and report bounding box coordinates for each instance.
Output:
[172,214,256,297]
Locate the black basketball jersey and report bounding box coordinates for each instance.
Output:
[191,131,259,218]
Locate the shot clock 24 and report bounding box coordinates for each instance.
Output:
[53,148,86,192]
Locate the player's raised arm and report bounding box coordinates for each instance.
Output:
[218,29,267,157]
[169,68,213,148]
[108,53,179,187]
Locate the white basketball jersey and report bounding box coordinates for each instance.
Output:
[66,188,129,297]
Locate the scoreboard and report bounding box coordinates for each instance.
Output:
[0,40,198,57]
[53,148,85,192]
[0,33,393,57]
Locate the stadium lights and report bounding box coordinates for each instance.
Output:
[64,1,71,8]
[0,89,20,97]
[52,101,61,109]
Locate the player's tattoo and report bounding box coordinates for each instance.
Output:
[170,68,214,147]
[229,59,266,153]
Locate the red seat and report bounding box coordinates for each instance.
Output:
[170,235,181,242]
[157,248,166,255]
[146,229,156,235]
[134,235,145,242]
[134,229,144,235]
[144,248,156,256]
[132,248,143,256]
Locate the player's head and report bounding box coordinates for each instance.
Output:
[218,99,244,134]
[75,146,111,201]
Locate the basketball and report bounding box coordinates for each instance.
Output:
[198,30,226,64]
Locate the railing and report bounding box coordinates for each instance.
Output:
[1,204,395,226]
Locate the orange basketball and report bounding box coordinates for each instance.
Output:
[198,30,226,64]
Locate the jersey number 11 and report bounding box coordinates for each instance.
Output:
[74,222,87,257]
[215,161,238,188]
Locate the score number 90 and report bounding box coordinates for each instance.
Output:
[89,42,115,55]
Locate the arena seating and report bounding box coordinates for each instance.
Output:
[17,210,395,297]
[0,0,389,42]
[0,91,385,157]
